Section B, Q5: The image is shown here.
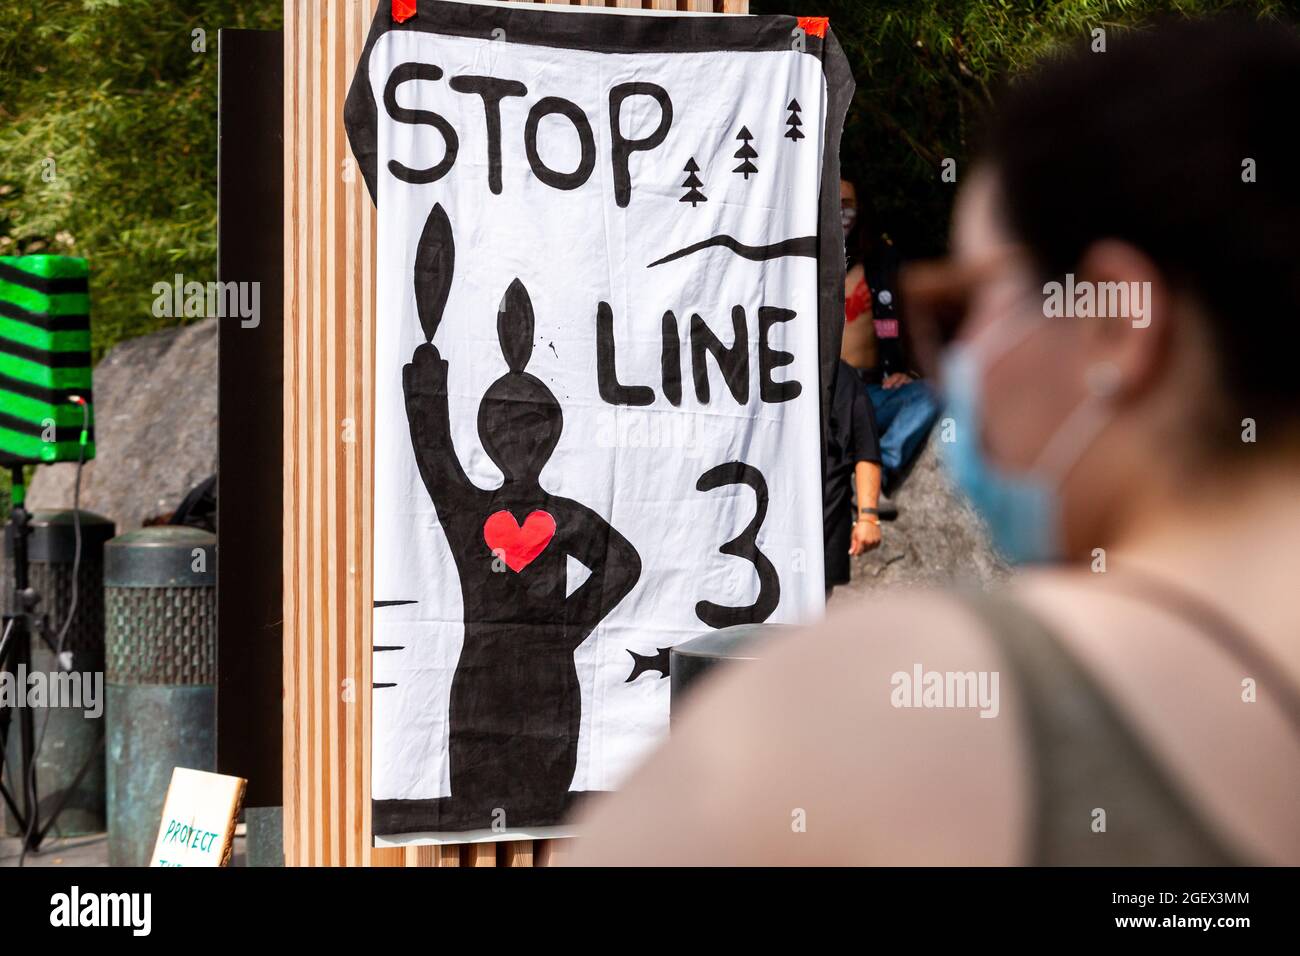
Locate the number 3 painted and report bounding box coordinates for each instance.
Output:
[695,461,780,628]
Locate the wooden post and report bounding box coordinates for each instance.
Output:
[503,840,535,867]
[283,0,747,869]
[437,844,463,867]
[283,0,381,869]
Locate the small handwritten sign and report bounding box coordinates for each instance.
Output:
[150,768,246,867]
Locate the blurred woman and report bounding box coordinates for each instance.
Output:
[570,18,1300,865]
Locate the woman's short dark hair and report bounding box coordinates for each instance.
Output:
[984,16,1300,436]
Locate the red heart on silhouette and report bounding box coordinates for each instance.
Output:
[483,510,556,573]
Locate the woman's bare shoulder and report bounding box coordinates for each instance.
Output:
[568,589,1031,866]
[1012,569,1300,863]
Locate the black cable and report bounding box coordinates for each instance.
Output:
[0,618,14,815]
[19,397,89,866]
[0,617,14,823]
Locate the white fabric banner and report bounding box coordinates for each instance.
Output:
[346,1,851,839]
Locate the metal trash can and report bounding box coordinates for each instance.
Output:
[104,526,216,867]
[2,510,115,836]
[669,624,784,728]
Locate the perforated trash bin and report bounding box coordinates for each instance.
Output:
[2,510,115,836]
[103,526,216,867]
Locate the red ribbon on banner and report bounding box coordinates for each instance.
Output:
[393,0,416,24]
[797,16,829,38]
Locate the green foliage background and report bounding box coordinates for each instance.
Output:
[0,0,280,361]
[755,0,1295,255]
[0,0,1295,367]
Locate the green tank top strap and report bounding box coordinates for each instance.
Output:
[958,589,1245,866]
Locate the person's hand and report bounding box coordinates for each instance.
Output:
[849,519,881,555]
[882,372,914,389]
[413,341,443,364]
[404,341,449,397]
[410,342,447,376]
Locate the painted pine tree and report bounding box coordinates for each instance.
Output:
[680,157,707,207]
[733,127,758,179]
[784,99,804,142]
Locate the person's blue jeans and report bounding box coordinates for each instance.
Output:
[867,380,941,489]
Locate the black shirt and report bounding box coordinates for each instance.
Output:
[824,360,880,587]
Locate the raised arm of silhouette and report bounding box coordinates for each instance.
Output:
[403,343,477,512]
[401,203,477,514]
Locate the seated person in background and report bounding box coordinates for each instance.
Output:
[824,359,883,597]
[841,178,941,493]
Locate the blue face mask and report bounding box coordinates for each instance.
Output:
[938,323,1119,565]
[939,344,1059,564]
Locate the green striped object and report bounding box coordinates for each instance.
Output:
[0,255,95,464]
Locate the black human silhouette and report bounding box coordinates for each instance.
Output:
[401,204,641,829]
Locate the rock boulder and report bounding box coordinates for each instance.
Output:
[842,433,1009,594]
[27,319,217,531]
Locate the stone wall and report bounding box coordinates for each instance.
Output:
[27,319,217,531]
[841,434,1009,595]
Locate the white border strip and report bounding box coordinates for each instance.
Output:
[376,824,575,847]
